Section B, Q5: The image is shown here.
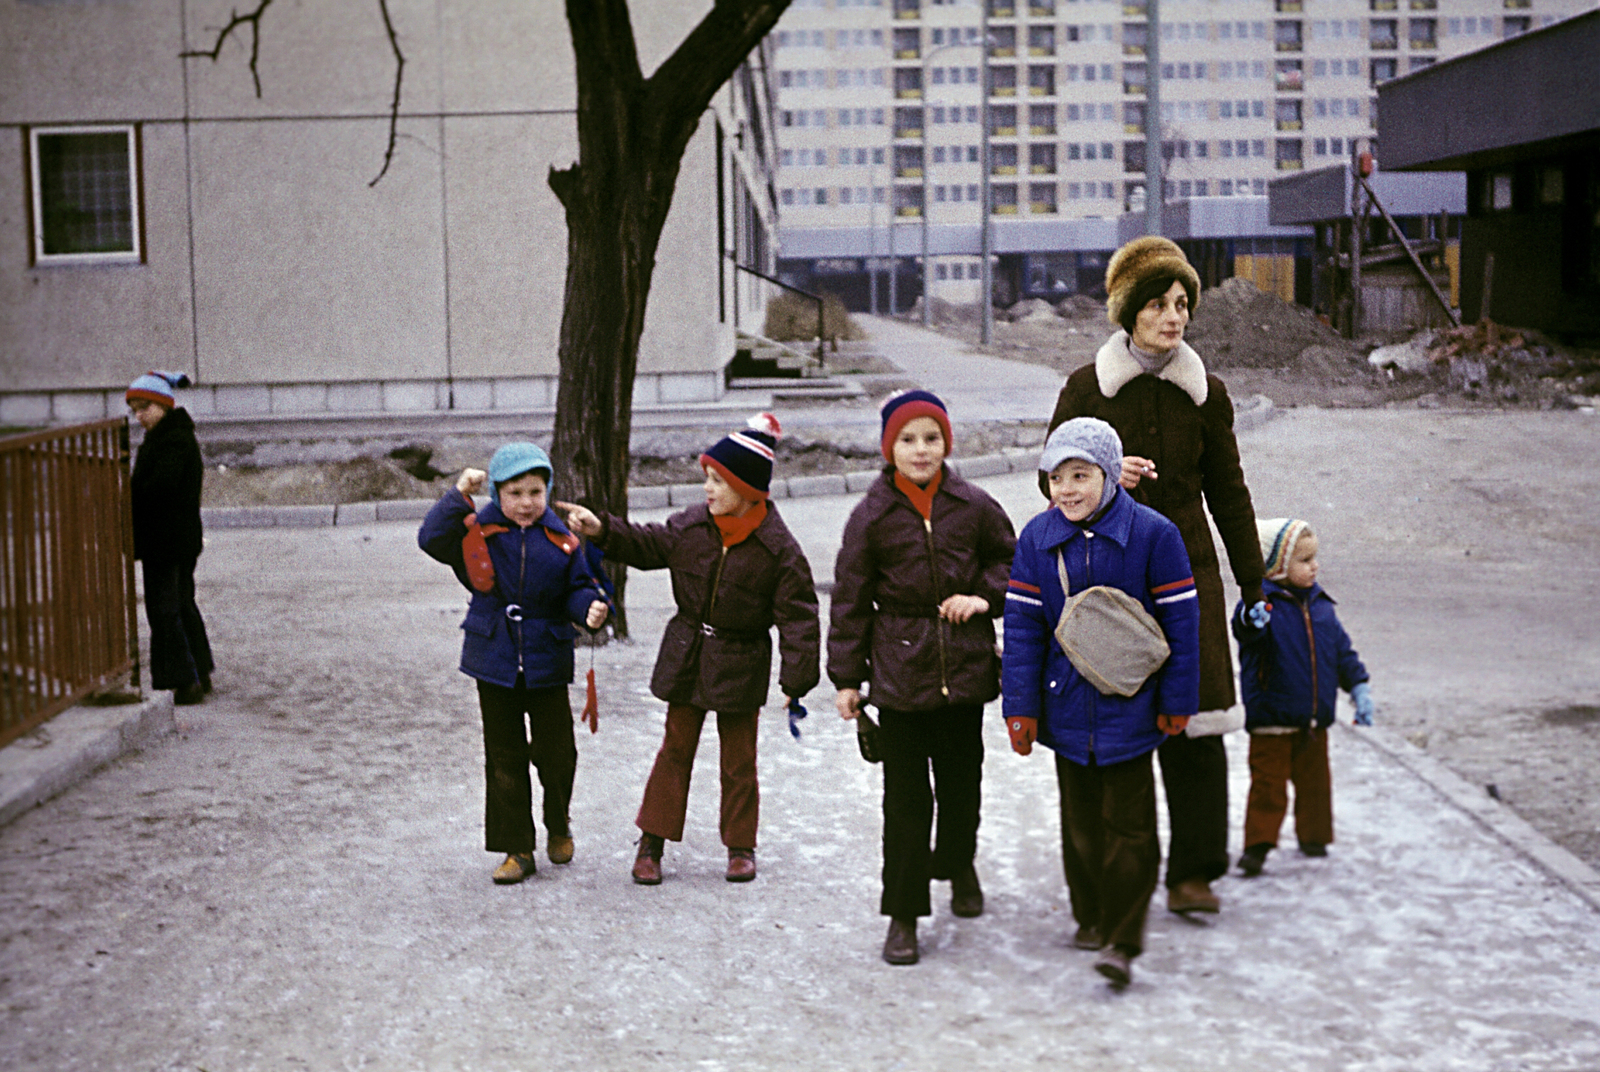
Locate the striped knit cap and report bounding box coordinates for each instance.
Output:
[879,389,952,462]
[125,370,192,408]
[700,413,782,501]
[1258,518,1313,582]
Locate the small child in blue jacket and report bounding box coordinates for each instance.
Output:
[1002,418,1200,989]
[419,443,609,886]
[1233,518,1373,877]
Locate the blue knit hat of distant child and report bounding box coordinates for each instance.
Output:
[1038,417,1123,511]
[487,442,553,505]
[125,370,191,408]
[879,389,953,462]
[700,413,782,501]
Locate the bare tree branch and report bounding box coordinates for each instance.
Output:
[181,0,277,98]
[368,0,406,187]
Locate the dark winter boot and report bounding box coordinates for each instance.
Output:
[883,918,919,965]
[950,862,984,918]
[1238,843,1272,877]
[632,833,664,885]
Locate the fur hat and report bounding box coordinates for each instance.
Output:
[1039,417,1123,511]
[125,370,191,408]
[1258,518,1313,582]
[879,389,952,462]
[701,413,782,501]
[487,442,553,505]
[1104,236,1201,328]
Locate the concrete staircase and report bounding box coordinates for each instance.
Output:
[726,331,864,402]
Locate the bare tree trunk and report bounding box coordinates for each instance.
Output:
[548,0,788,635]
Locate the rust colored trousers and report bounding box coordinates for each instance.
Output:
[636,704,759,849]
[1243,728,1334,850]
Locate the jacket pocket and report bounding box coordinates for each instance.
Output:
[462,605,500,640]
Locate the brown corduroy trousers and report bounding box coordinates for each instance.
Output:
[1243,728,1334,849]
[636,704,759,849]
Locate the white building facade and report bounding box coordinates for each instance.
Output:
[0,1,779,425]
[769,0,1593,306]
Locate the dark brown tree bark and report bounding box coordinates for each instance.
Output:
[548,0,788,635]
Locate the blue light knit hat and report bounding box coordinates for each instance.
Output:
[879,389,952,462]
[700,413,782,501]
[125,370,191,408]
[1039,417,1123,511]
[1257,518,1313,582]
[487,442,553,505]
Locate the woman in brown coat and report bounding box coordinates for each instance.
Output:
[1046,236,1267,917]
[561,415,820,885]
[830,391,1016,966]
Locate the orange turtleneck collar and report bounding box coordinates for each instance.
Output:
[893,468,942,521]
[713,499,768,547]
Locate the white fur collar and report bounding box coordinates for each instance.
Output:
[1095,330,1208,406]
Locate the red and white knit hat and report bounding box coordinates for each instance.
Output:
[700,413,782,501]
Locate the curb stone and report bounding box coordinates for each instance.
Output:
[0,693,175,828]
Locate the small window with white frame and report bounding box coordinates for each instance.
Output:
[28,124,143,265]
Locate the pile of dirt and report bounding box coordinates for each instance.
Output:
[1187,276,1359,369]
[1055,293,1105,320]
[204,457,446,507]
[1418,321,1600,408]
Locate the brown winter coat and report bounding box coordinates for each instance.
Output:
[829,467,1017,712]
[599,503,820,712]
[1048,332,1264,712]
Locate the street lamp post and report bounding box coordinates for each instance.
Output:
[1144,0,1163,236]
[980,2,993,345]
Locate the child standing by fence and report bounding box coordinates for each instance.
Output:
[560,414,820,886]
[419,443,610,885]
[127,371,213,707]
[1233,518,1374,877]
[829,390,1016,967]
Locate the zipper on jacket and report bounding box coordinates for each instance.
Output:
[924,517,949,698]
[1084,531,1094,755]
[1299,598,1318,725]
[705,545,730,622]
[516,529,528,677]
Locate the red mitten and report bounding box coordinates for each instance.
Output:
[1008,716,1037,756]
[460,494,509,594]
[1157,714,1190,736]
[582,667,599,734]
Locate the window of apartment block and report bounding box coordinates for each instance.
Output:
[29,125,143,264]
[1370,19,1398,47]
[1371,58,1397,84]
[1409,56,1436,71]
[1503,16,1530,37]
[1409,18,1437,47]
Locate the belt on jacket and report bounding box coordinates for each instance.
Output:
[688,618,768,642]
[874,602,940,619]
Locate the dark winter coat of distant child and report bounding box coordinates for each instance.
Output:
[561,414,821,888]
[419,443,610,886]
[1232,518,1374,878]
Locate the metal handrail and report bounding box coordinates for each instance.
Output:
[0,419,139,748]
[728,257,827,364]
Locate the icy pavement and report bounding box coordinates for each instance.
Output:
[3,470,1599,1071]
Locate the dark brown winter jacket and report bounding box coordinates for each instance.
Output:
[131,407,204,566]
[828,466,1016,712]
[1048,332,1264,712]
[598,503,820,713]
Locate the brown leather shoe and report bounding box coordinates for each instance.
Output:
[1094,945,1132,988]
[631,834,663,885]
[883,917,919,965]
[726,848,756,883]
[950,862,984,918]
[1168,878,1221,915]
[491,853,535,885]
[547,835,575,865]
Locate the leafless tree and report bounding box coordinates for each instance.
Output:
[185,0,791,633]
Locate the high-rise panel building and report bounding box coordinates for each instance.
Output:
[770,0,1594,308]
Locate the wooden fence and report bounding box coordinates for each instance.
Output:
[0,419,138,748]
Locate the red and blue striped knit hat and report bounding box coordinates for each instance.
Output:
[125,370,191,408]
[879,389,953,462]
[700,413,782,501]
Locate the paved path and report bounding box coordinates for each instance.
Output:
[4,448,1600,1072]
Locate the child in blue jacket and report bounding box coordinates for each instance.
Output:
[419,443,609,885]
[1002,418,1200,989]
[1233,518,1373,877]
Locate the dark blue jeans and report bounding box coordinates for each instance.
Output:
[141,557,213,691]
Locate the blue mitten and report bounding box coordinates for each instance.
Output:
[1234,600,1271,632]
[1351,682,1374,726]
[787,696,808,740]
